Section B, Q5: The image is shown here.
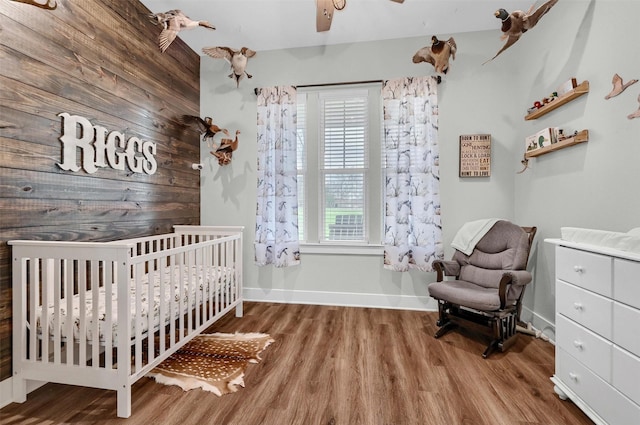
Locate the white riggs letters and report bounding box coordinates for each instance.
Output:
[57,113,158,175]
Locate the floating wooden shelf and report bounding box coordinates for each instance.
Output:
[524,80,590,120]
[524,129,589,158]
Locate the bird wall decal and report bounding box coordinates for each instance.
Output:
[149,10,215,53]
[412,36,457,75]
[484,0,559,64]
[628,94,640,120]
[211,130,241,166]
[181,115,228,148]
[202,47,257,88]
[605,74,638,100]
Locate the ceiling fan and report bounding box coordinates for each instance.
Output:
[316,0,405,32]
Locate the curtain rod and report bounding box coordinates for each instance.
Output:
[253,76,441,95]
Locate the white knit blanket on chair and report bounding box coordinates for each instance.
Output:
[450,218,501,255]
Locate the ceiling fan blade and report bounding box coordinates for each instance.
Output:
[390,0,405,3]
[316,0,334,32]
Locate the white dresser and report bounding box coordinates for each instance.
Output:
[547,239,640,425]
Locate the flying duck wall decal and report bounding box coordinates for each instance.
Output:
[181,115,228,147]
[211,130,241,166]
[413,36,457,75]
[149,9,216,53]
[605,74,638,100]
[484,0,559,64]
[202,47,257,88]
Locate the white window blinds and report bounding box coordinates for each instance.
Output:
[319,91,369,241]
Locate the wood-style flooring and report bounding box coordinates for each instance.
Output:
[0,302,594,425]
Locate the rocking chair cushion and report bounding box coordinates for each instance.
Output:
[428,280,505,311]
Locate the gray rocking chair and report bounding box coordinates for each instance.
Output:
[427,220,537,358]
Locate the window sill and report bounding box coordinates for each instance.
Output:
[299,243,383,256]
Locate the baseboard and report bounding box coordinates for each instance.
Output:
[0,377,46,410]
[243,287,438,311]
[520,305,556,344]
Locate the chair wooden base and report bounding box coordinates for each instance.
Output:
[434,301,519,358]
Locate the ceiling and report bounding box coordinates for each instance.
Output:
[138,0,540,53]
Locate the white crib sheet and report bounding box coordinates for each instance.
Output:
[35,265,234,343]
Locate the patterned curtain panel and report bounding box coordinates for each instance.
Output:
[255,86,301,267]
[382,77,443,272]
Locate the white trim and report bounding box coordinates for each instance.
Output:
[0,377,46,409]
[244,287,437,311]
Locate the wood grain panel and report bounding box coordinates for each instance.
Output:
[0,0,202,381]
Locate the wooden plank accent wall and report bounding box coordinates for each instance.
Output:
[0,0,202,381]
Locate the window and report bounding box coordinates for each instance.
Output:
[296,83,383,251]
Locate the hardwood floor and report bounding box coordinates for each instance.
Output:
[1,302,594,425]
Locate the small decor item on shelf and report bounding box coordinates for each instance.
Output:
[202,46,257,88]
[149,10,216,53]
[412,36,457,75]
[483,0,559,64]
[628,94,640,120]
[556,78,578,96]
[605,73,638,100]
[525,127,558,152]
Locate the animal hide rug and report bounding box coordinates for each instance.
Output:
[147,332,274,396]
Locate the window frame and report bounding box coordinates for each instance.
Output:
[296,83,384,255]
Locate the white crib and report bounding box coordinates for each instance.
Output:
[10,225,244,418]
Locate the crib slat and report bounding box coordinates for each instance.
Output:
[104,261,113,368]
[158,255,167,355]
[146,258,154,365]
[28,259,38,362]
[169,252,176,347]
[91,260,100,368]
[41,259,51,363]
[78,261,87,367]
[52,259,61,364]
[134,263,143,373]
[63,260,73,365]
[213,243,220,316]
[195,247,201,327]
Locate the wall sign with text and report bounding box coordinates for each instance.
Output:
[459,134,491,178]
[57,112,158,175]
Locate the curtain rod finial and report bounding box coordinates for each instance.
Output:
[254,88,259,96]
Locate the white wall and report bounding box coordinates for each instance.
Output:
[200,1,639,322]
[513,0,640,335]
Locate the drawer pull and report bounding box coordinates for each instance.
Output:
[573,265,584,273]
[573,302,583,310]
[573,340,584,350]
[569,372,579,382]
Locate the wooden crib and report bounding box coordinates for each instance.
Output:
[10,225,244,418]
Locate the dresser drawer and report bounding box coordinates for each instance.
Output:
[556,280,613,339]
[557,348,640,425]
[613,301,640,356]
[557,246,612,297]
[556,314,612,381]
[613,346,640,406]
[614,258,640,309]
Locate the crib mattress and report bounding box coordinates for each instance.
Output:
[35,265,235,343]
